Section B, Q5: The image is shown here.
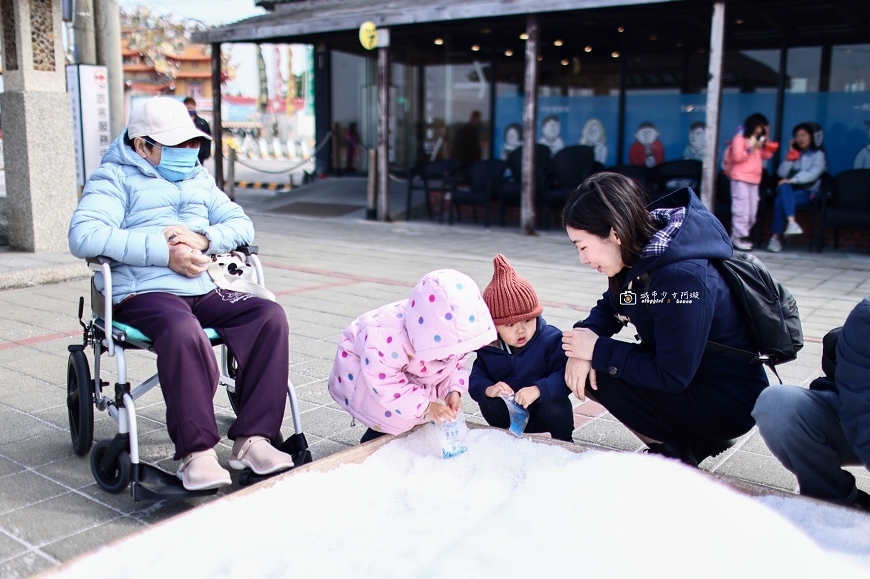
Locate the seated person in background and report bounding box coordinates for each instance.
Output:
[753,298,870,511]
[766,123,827,253]
[68,96,294,491]
[329,269,496,443]
[469,255,574,442]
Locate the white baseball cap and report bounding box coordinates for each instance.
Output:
[127,96,212,146]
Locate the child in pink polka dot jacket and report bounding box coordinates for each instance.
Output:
[328,269,496,444]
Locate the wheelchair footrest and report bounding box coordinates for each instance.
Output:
[239,446,314,487]
[131,462,218,501]
[279,432,310,456]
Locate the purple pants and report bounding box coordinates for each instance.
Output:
[115,290,289,460]
[730,180,759,239]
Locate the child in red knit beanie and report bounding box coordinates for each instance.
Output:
[469,255,574,441]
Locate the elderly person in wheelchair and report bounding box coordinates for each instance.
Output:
[68,96,294,491]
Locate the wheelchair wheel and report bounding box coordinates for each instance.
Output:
[67,351,94,456]
[225,351,241,415]
[90,439,132,494]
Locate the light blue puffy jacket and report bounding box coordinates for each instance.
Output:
[68,133,254,304]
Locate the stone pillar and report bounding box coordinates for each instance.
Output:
[0,0,78,252]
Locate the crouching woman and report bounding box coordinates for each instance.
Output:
[560,172,769,466]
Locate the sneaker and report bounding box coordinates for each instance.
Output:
[730,235,753,251]
[767,237,782,253]
[784,221,804,237]
[177,449,232,491]
[229,436,294,475]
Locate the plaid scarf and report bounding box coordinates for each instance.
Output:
[641,207,686,258]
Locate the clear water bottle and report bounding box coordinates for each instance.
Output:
[438,411,469,459]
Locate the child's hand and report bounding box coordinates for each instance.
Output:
[485,381,513,398]
[514,386,541,408]
[445,391,462,412]
[426,401,457,424]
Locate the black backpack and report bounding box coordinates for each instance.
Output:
[634,251,803,380]
[706,251,803,381]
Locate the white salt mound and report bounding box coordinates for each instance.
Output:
[54,427,868,578]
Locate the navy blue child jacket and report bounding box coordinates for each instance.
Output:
[469,316,570,404]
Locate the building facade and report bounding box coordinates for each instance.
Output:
[196,0,870,219]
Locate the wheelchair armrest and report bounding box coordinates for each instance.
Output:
[86,256,112,265]
[234,245,259,256]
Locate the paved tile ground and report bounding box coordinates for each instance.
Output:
[1,180,869,577]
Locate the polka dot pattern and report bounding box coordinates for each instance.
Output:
[328,269,495,437]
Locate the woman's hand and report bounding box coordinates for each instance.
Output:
[164,225,209,252]
[562,328,599,360]
[778,178,792,186]
[426,401,457,424]
[565,358,597,401]
[485,382,513,398]
[445,391,462,412]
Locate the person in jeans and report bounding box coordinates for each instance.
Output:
[766,123,827,253]
[753,298,870,511]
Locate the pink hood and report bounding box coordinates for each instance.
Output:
[328,269,496,435]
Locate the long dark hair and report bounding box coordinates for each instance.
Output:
[792,122,818,152]
[742,113,769,138]
[561,172,658,296]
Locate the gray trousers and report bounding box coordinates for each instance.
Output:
[752,385,862,505]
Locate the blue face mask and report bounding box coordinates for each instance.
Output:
[153,145,199,182]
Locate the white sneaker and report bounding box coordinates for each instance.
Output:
[784,221,804,237]
[767,238,782,253]
[730,235,753,251]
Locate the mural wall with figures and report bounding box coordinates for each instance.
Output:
[495,91,870,176]
[495,94,618,165]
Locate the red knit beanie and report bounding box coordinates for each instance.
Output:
[482,254,543,326]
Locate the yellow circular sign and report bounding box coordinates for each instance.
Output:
[359,21,378,50]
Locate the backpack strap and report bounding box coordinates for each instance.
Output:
[638,266,783,383]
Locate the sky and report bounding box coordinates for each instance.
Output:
[118,0,278,96]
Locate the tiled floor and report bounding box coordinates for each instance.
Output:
[1,199,869,577]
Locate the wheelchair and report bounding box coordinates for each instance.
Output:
[66,246,312,501]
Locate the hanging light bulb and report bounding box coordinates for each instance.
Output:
[434,38,444,45]
[520,33,529,40]
[553,39,563,47]
[471,44,480,52]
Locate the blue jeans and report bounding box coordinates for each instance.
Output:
[771,183,814,235]
[752,385,861,505]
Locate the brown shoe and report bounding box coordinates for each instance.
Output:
[177,449,232,491]
[229,436,294,475]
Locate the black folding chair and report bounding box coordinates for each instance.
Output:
[817,169,870,252]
